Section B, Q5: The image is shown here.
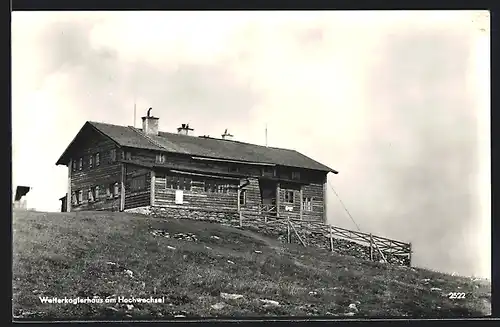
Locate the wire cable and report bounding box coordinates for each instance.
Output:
[328,181,361,232]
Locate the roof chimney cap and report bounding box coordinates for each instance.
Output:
[147,107,152,117]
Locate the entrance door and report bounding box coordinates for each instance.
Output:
[259,180,277,215]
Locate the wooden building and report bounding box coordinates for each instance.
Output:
[55,109,338,222]
[14,186,31,209]
[59,194,67,212]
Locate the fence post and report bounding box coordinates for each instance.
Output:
[287,216,291,243]
[265,215,267,223]
[239,211,242,227]
[329,225,334,252]
[369,233,373,261]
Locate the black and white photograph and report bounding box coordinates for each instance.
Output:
[12,10,491,321]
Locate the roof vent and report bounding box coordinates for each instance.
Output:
[221,129,234,140]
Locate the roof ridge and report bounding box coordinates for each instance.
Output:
[127,126,166,150]
[160,130,291,151]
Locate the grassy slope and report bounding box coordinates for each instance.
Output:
[12,209,491,320]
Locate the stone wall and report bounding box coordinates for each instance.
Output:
[136,206,410,266]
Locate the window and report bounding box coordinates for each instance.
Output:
[89,186,98,202]
[284,190,294,203]
[204,180,233,193]
[89,155,94,169]
[204,180,216,192]
[280,171,291,180]
[302,196,313,211]
[156,153,166,164]
[95,153,100,166]
[72,192,77,205]
[291,171,301,180]
[166,175,174,189]
[261,167,276,177]
[131,175,146,190]
[239,190,246,205]
[125,151,132,160]
[79,157,83,170]
[166,175,191,190]
[107,183,119,198]
[72,160,77,172]
[110,149,116,163]
[78,190,83,204]
[114,182,119,197]
[183,177,192,191]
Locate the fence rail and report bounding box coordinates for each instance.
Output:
[239,212,412,266]
[258,204,277,214]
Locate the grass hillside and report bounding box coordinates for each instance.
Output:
[12,209,491,320]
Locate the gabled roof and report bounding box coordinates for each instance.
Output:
[56,121,338,173]
[15,186,30,201]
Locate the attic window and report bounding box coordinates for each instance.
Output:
[79,158,83,171]
[125,151,132,160]
[291,171,300,180]
[95,153,100,166]
[156,153,166,164]
[261,167,276,177]
[89,155,94,169]
[72,160,77,172]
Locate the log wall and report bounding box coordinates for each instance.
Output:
[69,126,122,211]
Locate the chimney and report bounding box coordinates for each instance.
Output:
[221,129,234,140]
[177,123,194,136]
[141,108,159,136]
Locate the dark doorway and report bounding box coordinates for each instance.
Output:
[259,180,277,215]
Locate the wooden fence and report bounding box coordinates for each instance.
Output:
[239,212,412,266]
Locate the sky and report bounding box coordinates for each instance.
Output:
[12,11,490,278]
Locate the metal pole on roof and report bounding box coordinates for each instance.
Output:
[265,123,268,147]
[133,58,138,128]
[134,102,137,128]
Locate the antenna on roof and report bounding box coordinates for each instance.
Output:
[265,123,268,147]
[133,86,137,127]
[133,101,137,128]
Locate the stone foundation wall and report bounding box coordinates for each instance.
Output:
[150,206,240,223]
[135,206,410,266]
